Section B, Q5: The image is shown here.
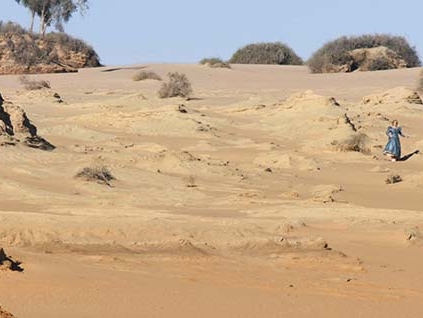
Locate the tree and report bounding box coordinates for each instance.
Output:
[15,0,39,32]
[15,0,89,35]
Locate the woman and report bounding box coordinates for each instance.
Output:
[383,120,407,161]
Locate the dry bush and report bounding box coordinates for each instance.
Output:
[366,56,394,71]
[308,34,421,73]
[19,75,51,90]
[199,57,231,68]
[0,21,101,70]
[0,20,26,34]
[333,133,370,154]
[229,42,303,65]
[158,72,192,98]
[417,69,423,93]
[385,174,402,184]
[75,166,115,187]
[44,32,101,67]
[132,70,162,81]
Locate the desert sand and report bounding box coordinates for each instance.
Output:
[0,64,422,317]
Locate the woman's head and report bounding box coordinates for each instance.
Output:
[392,120,398,127]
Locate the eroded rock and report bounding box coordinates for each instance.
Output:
[0,94,55,150]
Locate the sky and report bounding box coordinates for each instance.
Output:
[2,0,423,66]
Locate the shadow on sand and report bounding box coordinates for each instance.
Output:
[399,150,420,162]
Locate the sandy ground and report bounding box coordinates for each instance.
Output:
[0,64,423,317]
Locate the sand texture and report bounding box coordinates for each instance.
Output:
[0,64,422,317]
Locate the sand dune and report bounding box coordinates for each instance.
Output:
[0,64,423,317]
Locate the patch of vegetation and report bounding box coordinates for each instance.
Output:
[132,70,162,81]
[333,133,370,154]
[19,75,51,90]
[199,57,231,68]
[75,166,115,187]
[0,20,100,73]
[385,174,402,184]
[229,42,303,65]
[44,32,101,67]
[0,20,26,34]
[417,69,423,93]
[308,34,421,73]
[158,72,192,98]
[366,56,394,71]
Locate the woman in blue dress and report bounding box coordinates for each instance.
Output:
[383,120,407,161]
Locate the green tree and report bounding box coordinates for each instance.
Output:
[15,0,89,35]
[15,0,38,32]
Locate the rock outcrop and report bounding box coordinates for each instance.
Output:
[0,93,55,150]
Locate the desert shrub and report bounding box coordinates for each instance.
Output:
[19,75,51,90]
[158,72,192,98]
[44,32,101,67]
[75,166,115,186]
[417,69,423,93]
[366,56,395,71]
[0,20,27,35]
[385,174,402,184]
[308,34,421,73]
[199,57,231,68]
[132,70,162,81]
[0,21,101,72]
[229,42,303,65]
[333,133,370,154]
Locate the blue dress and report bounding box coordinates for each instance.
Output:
[383,126,404,159]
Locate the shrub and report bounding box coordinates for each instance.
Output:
[44,32,101,67]
[0,20,26,35]
[385,174,402,184]
[132,70,162,81]
[333,133,370,154]
[366,56,395,71]
[229,42,303,65]
[75,166,115,187]
[158,72,192,98]
[19,75,51,90]
[308,34,421,73]
[417,69,423,93]
[0,21,101,72]
[199,57,231,68]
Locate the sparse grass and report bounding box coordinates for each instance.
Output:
[385,174,402,184]
[132,70,162,81]
[19,75,51,90]
[308,34,421,73]
[75,166,115,187]
[158,72,192,98]
[229,42,303,65]
[199,57,231,68]
[333,133,370,154]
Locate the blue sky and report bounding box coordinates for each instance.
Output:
[2,0,423,66]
